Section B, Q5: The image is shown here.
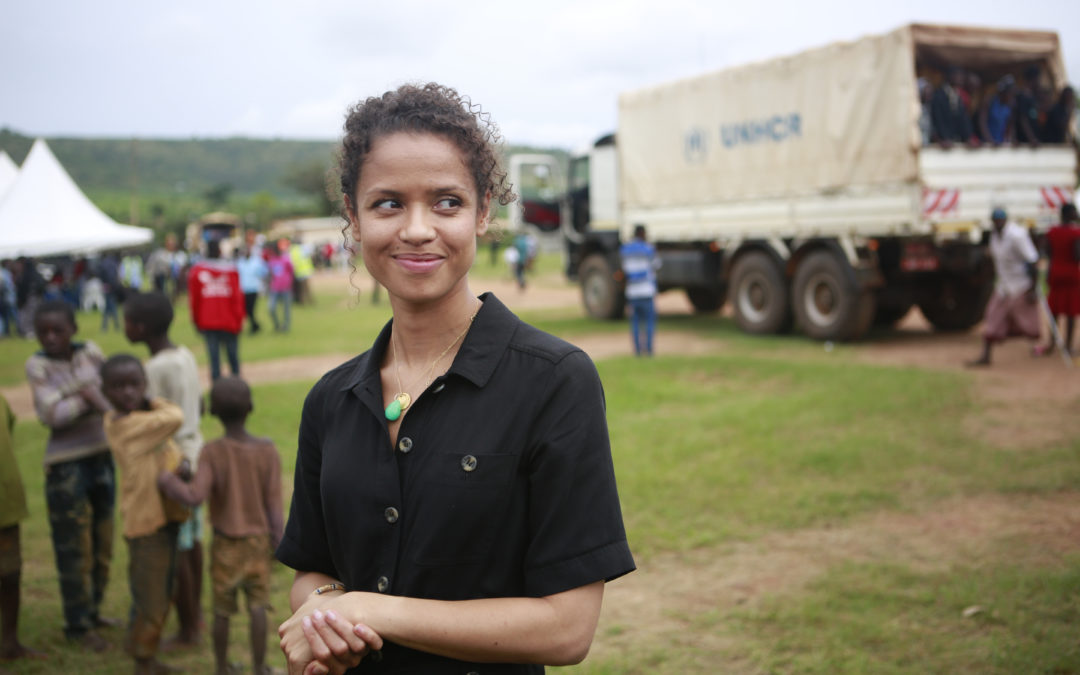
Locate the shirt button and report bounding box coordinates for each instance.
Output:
[461,454,477,472]
[397,437,413,453]
[384,507,399,524]
[376,576,389,593]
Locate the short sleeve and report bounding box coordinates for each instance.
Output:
[522,350,635,597]
[275,380,339,579]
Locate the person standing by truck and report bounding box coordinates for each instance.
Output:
[1034,202,1080,357]
[620,225,660,356]
[967,207,1041,367]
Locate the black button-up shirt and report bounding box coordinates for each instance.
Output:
[277,293,635,674]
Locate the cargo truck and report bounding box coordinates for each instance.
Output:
[510,23,1077,340]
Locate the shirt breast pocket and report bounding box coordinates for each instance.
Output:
[412,452,519,566]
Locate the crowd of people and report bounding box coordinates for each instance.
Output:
[0,234,342,384]
[919,64,1075,147]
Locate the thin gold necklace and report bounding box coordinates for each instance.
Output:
[384,307,479,421]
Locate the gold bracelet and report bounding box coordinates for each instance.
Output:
[313,582,346,595]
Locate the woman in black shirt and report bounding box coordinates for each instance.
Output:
[276,83,635,675]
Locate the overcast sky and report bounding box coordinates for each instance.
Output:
[2,0,1077,150]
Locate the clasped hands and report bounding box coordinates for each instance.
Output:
[279,592,383,675]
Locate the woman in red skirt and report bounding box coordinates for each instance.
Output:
[1036,202,1080,356]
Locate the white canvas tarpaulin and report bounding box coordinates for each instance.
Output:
[619,26,919,208]
[0,151,17,200]
[0,139,152,259]
[617,23,1066,210]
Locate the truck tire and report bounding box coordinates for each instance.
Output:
[579,254,625,319]
[686,286,725,313]
[729,251,790,334]
[917,275,993,332]
[792,250,876,341]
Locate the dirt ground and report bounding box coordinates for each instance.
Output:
[5,269,1079,670]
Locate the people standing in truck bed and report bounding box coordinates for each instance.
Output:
[1042,85,1075,144]
[1014,65,1045,145]
[978,76,1016,146]
[931,66,974,146]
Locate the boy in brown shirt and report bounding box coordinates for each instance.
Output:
[100,354,188,675]
[158,376,283,675]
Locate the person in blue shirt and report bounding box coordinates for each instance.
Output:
[620,224,660,356]
[236,247,269,335]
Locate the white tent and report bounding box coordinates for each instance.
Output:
[0,139,152,259]
[0,151,17,200]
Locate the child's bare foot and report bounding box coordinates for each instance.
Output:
[94,615,123,629]
[77,631,109,653]
[159,632,202,653]
[0,642,48,661]
[135,657,183,674]
[215,661,245,675]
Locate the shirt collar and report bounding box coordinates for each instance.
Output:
[342,292,517,399]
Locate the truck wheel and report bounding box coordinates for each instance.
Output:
[917,275,993,331]
[729,251,790,334]
[686,286,725,313]
[792,250,876,341]
[579,254,625,319]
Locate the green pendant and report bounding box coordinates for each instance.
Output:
[384,399,402,421]
[384,393,410,422]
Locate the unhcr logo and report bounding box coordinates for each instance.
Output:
[684,127,708,163]
[721,113,802,148]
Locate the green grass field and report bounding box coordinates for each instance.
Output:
[3,262,1079,674]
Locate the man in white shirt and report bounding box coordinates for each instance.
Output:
[968,207,1041,366]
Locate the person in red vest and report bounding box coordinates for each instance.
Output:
[187,240,244,380]
[1035,202,1080,357]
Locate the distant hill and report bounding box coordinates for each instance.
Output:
[0,128,570,237]
[0,128,569,199]
[0,128,337,198]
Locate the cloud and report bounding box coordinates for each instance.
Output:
[1,0,1077,147]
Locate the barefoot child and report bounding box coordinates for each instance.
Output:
[123,291,206,649]
[158,376,283,675]
[100,354,188,675]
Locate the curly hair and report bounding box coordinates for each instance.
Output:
[338,83,516,220]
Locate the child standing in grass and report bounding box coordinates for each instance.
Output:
[0,394,46,665]
[25,299,118,652]
[123,291,206,649]
[101,352,190,673]
[100,354,189,675]
[158,376,284,675]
